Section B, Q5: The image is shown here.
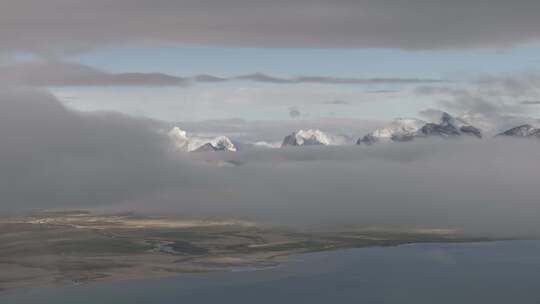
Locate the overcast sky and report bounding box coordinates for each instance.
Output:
[2,1,540,236]
[2,0,540,53]
[0,0,538,121]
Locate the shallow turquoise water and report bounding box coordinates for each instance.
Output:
[2,240,540,303]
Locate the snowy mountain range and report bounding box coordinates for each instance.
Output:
[168,127,237,152]
[421,112,483,138]
[357,112,482,145]
[357,118,426,145]
[168,114,539,154]
[496,125,540,139]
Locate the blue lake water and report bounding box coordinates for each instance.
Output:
[2,240,540,303]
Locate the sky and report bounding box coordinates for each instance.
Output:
[1,0,540,122]
[5,44,538,122]
[72,46,540,78]
[2,0,540,235]
[51,45,540,121]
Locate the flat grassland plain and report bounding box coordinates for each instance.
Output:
[0,211,494,291]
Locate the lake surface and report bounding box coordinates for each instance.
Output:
[2,240,540,303]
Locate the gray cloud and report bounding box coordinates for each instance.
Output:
[193,74,228,83]
[4,88,540,237]
[0,61,440,87]
[0,61,189,87]
[323,100,350,105]
[296,76,443,85]
[236,73,443,85]
[3,0,540,54]
[521,101,540,105]
[414,72,540,132]
[474,73,540,98]
[416,85,511,116]
[418,108,445,121]
[0,88,204,211]
[439,92,503,116]
[288,107,301,118]
[136,139,540,237]
[235,73,292,84]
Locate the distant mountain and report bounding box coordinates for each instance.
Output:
[207,136,237,152]
[420,112,482,138]
[168,127,237,152]
[496,125,540,138]
[358,112,482,145]
[282,129,334,147]
[192,143,219,152]
[357,118,426,145]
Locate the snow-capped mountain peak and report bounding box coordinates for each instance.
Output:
[439,112,466,128]
[282,129,333,147]
[420,112,482,138]
[210,136,237,152]
[358,112,482,145]
[439,112,456,125]
[168,127,237,152]
[357,118,425,145]
[496,124,540,138]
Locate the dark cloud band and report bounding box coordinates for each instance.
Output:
[0,61,442,87]
[2,0,540,54]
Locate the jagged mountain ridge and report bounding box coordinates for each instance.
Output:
[357,118,426,145]
[358,112,482,145]
[496,124,540,138]
[168,127,237,152]
[282,129,338,147]
[168,116,539,154]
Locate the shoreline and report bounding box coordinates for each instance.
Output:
[0,238,510,293]
[0,211,507,292]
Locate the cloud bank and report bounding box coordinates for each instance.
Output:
[0,88,204,210]
[2,0,540,54]
[234,73,443,85]
[414,72,540,132]
[0,61,189,87]
[2,88,540,237]
[0,61,441,87]
[521,101,540,105]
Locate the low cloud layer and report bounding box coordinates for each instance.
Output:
[234,73,443,85]
[2,88,540,237]
[417,72,540,113]
[521,101,540,105]
[323,100,350,105]
[0,88,203,210]
[288,107,301,118]
[2,0,540,54]
[415,72,540,132]
[0,61,189,87]
[0,61,442,87]
[137,139,540,237]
